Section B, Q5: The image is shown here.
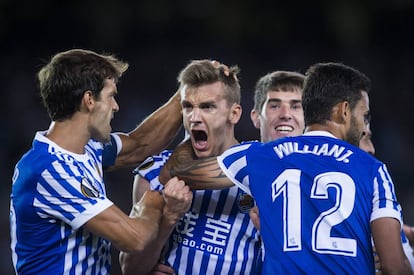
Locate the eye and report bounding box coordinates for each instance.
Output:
[182,102,193,112]
[291,103,302,110]
[200,103,216,112]
[268,103,280,109]
[364,113,371,125]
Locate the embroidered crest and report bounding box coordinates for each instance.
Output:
[80,177,99,198]
[237,193,254,213]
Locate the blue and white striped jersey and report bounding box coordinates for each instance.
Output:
[10,131,120,274]
[217,131,403,274]
[137,150,262,275]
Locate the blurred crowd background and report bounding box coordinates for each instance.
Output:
[1,1,414,274]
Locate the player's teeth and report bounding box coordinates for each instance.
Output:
[276,126,293,131]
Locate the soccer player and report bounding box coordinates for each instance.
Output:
[119,60,262,274]
[160,62,413,273]
[248,70,305,229]
[359,123,375,155]
[360,124,414,270]
[10,49,192,274]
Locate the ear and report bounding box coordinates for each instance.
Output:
[82,90,95,112]
[250,109,261,129]
[229,103,242,124]
[332,101,350,124]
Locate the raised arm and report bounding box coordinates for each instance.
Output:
[119,176,192,275]
[112,90,182,169]
[371,217,414,274]
[159,139,233,190]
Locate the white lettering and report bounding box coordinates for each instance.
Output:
[273,142,353,163]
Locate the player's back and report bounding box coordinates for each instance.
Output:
[219,132,402,274]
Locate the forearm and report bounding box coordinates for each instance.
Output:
[372,218,414,274]
[114,200,164,252]
[114,91,182,168]
[119,215,178,275]
[159,141,233,190]
[85,195,164,254]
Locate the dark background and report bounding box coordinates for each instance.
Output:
[2,1,414,274]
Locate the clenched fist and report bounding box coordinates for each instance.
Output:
[162,176,193,225]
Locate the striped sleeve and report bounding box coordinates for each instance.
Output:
[370,163,402,224]
[217,143,254,195]
[134,150,172,191]
[35,159,113,229]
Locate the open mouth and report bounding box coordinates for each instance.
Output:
[275,125,294,133]
[192,130,208,150]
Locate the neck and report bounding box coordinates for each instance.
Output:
[46,118,89,154]
[305,122,344,140]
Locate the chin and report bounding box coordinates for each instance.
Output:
[94,133,111,143]
[195,151,211,158]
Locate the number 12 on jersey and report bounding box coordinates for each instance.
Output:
[272,169,357,257]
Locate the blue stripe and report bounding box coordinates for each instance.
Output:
[213,189,230,273]
[198,190,213,273]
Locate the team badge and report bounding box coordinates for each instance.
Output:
[237,193,254,213]
[80,177,99,198]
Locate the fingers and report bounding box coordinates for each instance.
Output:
[163,177,192,200]
[249,206,261,230]
[211,60,230,76]
[162,177,193,217]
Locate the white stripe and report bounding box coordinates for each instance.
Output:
[378,165,393,207]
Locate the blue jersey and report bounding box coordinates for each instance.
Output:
[217,131,402,274]
[137,150,262,275]
[10,131,120,274]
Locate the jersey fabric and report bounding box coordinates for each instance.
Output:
[402,227,414,268]
[217,131,403,274]
[10,131,120,274]
[137,150,262,275]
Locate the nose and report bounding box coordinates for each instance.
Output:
[113,99,119,113]
[279,104,292,119]
[189,107,201,123]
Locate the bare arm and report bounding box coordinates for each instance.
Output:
[112,91,182,169]
[404,224,414,247]
[371,217,413,274]
[85,190,164,253]
[159,139,233,190]
[119,176,192,275]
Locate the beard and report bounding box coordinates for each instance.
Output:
[345,115,363,147]
[89,124,111,143]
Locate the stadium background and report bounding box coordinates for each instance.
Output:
[1,1,413,274]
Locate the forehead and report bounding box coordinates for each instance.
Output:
[182,81,226,102]
[355,91,370,111]
[101,78,117,94]
[266,89,302,101]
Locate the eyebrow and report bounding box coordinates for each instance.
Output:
[181,100,217,106]
[267,98,302,104]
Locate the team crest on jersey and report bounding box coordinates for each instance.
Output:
[237,193,254,213]
[80,177,99,198]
